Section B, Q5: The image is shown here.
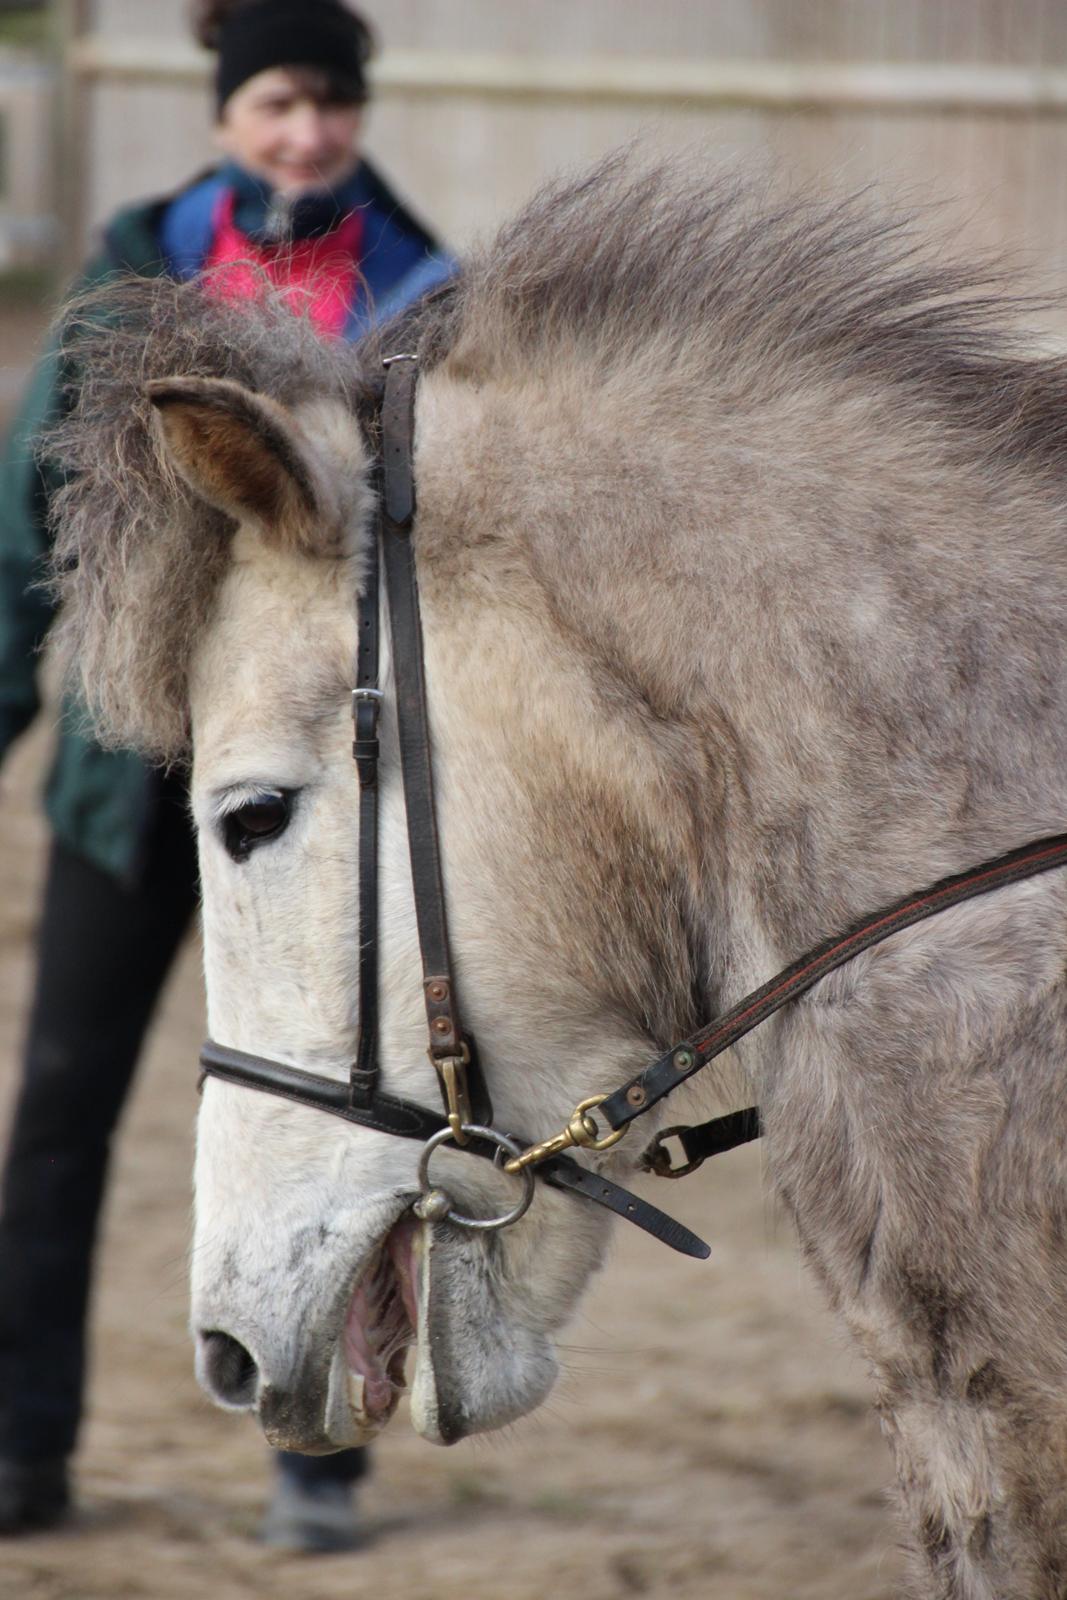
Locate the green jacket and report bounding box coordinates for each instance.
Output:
[0,200,173,884]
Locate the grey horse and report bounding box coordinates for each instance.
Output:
[46,156,1067,1597]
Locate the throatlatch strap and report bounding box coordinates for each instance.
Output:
[642,1108,762,1178]
[605,829,1067,1143]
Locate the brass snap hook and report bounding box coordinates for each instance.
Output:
[430,1042,473,1145]
[503,1095,628,1175]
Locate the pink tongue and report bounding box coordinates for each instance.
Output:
[343,1224,419,1420]
[344,1281,394,1419]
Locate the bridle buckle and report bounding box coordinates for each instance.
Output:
[351,687,384,780]
[351,686,384,708]
[641,1126,699,1179]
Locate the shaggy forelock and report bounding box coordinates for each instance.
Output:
[48,151,1067,759]
[45,275,368,758]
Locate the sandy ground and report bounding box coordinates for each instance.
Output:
[0,720,907,1600]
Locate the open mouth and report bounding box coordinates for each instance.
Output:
[344,1218,418,1426]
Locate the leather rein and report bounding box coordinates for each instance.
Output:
[199,354,1067,1262]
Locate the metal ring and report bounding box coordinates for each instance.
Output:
[415,1125,536,1232]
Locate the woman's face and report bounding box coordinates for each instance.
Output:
[215,67,364,197]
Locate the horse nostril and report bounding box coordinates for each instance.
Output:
[198,1330,259,1409]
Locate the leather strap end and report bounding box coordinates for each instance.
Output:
[541,1157,711,1259]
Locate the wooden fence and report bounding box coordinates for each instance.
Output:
[49,1,1067,336]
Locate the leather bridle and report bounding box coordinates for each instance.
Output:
[199,354,710,1259]
[200,353,1067,1262]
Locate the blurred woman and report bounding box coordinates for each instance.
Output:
[0,0,453,1553]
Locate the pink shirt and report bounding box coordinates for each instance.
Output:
[205,190,364,341]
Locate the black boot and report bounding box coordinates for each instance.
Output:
[258,1449,369,1553]
[0,1458,70,1535]
[258,1470,362,1554]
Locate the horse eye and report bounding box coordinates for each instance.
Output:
[222,791,293,862]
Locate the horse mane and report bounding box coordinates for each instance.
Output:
[47,152,1067,760]
[403,153,1067,461]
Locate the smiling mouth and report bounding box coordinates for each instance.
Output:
[344,1219,418,1425]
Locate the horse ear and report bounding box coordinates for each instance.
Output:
[145,376,329,545]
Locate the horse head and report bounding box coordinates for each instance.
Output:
[49,185,721,1448]
[155,363,671,1447]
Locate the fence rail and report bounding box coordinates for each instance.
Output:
[67,39,1067,117]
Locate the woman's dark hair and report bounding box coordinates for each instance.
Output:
[191,0,376,108]
[191,0,246,48]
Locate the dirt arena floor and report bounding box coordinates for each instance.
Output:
[0,724,905,1600]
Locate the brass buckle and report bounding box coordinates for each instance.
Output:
[503,1094,627,1174]
[432,1041,472,1145]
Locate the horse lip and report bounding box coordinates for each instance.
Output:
[248,1194,419,1451]
[409,1209,463,1445]
[259,1360,357,1452]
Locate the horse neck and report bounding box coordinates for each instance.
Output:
[417,361,1067,1002]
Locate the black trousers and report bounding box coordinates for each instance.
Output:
[0,777,366,1486]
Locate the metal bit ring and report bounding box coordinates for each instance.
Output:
[414,1126,535,1232]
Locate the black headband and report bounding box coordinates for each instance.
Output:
[216,0,371,112]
